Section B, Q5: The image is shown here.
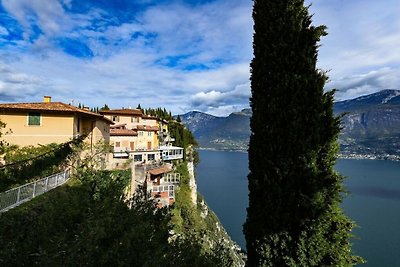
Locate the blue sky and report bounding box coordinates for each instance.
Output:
[0,0,399,116]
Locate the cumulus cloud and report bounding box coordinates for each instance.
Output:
[327,67,400,100]
[0,0,398,116]
[2,0,72,39]
[190,82,250,113]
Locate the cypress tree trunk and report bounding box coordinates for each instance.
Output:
[244,1,362,266]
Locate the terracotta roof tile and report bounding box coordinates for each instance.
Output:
[0,102,113,124]
[100,109,143,116]
[110,129,138,136]
[142,115,158,120]
[111,123,127,128]
[148,165,172,176]
[134,125,159,131]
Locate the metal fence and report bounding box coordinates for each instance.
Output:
[0,169,70,213]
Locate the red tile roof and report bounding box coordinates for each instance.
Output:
[148,165,172,176]
[111,123,127,128]
[110,129,138,136]
[134,125,159,131]
[0,102,113,124]
[99,109,143,116]
[142,115,158,120]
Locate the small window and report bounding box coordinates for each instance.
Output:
[28,112,41,126]
[147,132,152,137]
[134,154,142,162]
[147,154,155,161]
[77,117,81,132]
[115,142,121,147]
[112,115,119,122]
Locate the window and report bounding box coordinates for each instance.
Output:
[134,155,142,162]
[138,131,143,136]
[130,142,135,151]
[112,115,119,122]
[147,154,155,161]
[131,117,140,123]
[115,142,121,147]
[28,112,41,126]
[77,117,81,132]
[147,132,152,137]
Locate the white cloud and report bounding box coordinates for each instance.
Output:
[309,0,400,78]
[190,82,250,113]
[0,26,9,36]
[1,0,399,117]
[327,67,400,100]
[2,0,72,39]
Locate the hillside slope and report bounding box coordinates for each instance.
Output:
[180,90,400,159]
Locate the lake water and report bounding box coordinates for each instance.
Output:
[196,150,400,267]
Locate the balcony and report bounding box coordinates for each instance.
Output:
[159,145,184,161]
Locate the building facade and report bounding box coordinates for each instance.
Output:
[100,108,183,165]
[0,97,112,148]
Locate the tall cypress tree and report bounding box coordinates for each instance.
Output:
[244,1,361,266]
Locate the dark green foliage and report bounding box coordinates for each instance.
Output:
[171,162,240,266]
[100,104,110,111]
[0,138,82,191]
[0,169,173,266]
[169,121,198,158]
[244,1,361,266]
[143,107,174,121]
[0,119,7,154]
[0,157,238,266]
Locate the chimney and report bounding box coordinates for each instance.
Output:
[43,96,52,103]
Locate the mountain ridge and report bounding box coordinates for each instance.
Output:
[180,89,400,159]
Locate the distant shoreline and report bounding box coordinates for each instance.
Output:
[196,147,400,161]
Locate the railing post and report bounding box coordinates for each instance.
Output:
[55,173,59,186]
[45,176,49,191]
[33,182,36,197]
[16,187,21,204]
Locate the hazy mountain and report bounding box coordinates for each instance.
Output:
[180,90,400,159]
[335,89,400,157]
[180,109,251,150]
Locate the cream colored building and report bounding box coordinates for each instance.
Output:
[0,97,112,148]
[101,109,161,164]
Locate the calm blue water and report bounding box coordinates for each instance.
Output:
[196,150,400,267]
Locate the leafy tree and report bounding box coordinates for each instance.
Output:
[100,104,110,111]
[244,1,362,266]
[0,119,7,154]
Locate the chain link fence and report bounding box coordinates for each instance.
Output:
[0,169,70,213]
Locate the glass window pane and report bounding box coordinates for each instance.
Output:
[28,112,41,125]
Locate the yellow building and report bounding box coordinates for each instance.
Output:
[101,109,160,163]
[0,97,112,148]
[100,108,183,166]
[100,109,144,128]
